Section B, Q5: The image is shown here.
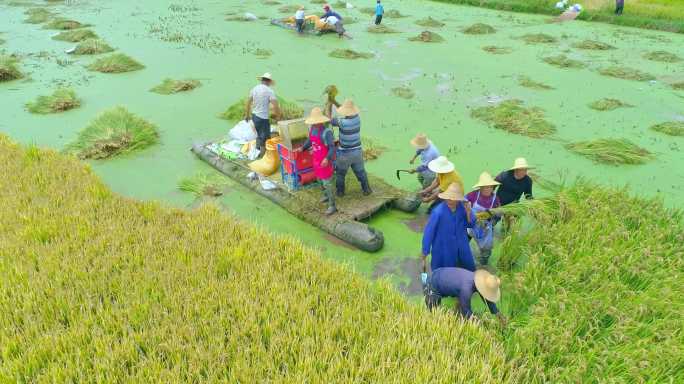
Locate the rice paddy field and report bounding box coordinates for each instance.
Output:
[1,0,684,381]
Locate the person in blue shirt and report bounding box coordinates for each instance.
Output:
[421,183,476,273]
[321,4,346,38]
[409,133,440,188]
[375,0,385,25]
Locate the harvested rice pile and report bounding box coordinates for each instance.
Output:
[151,79,201,95]
[415,17,444,28]
[408,31,444,43]
[650,122,684,136]
[367,25,399,33]
[72,39,114,55]
[362,137,386,161]
[643,50,681,63]
[64,106,159,160]
[571,39,615,50]
[178,172,228,197]
[87,53,144,73]
[329,49,374,60]
[24,7,54,24]
[391,86,414,99]
[519,76,554,90]
[462,23,496,35]
[482,46,512,54]
[26,88,81,114]
[44,18,89,30]
[672,82,684,90]
[588,98,632,111]
[254,48,272,57]
[220,97,304,122]
[471,99,556,138]
[385,10,407,18]
[52,29,98,42]
[0,55,23,82]
[599,66,655,81]
[565,139,653,165]
[520,33,557,44]
[542,54,586,69]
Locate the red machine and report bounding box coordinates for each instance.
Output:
[277,143,316,191]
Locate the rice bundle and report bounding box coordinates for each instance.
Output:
[220,97,304,122]
[415,17,444,28]
[599,66,655,81]
[329,49,374,60]
[44,18,89,30]
[87,53,144,73]
[361,137,386,161]
[150,79,201,95]
[385,10,407,18]
[520,33,557,44]
[26,88,81,114]
[650,122,684,137]
[518,76,554,90]
[565,138,653,165]
[643,50,681,63]
[462,23,496,35]
[0,55,23,82]
[542,54,586,69]
[408,31,444,43]
[72,39,114,55]
[24,7,54,24]
[178,172,228,197]
[367,25,399,34]
[254,48,272,57]
[588,98,632,111]
[391,86,414,99]
[471,99,556,138]
[52,29,98,42]
[482,46,512,54]
[571,39,615,50]
[672,82,684,90]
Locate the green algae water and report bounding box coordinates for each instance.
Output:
[2,0,683,296]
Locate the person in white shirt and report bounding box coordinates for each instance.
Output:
[295,6,305,33]
[244,73,281,158]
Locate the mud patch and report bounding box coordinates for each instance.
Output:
[403,215,427,233]
[372,257,423,296]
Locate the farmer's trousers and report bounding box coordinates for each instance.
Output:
[375,15,382,25]
[296,19,304,33]
[252,114,271,152]
[615,5,623,15]
[335,148,370,195]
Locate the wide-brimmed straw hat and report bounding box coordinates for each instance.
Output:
[258,72,273,81]
[510,157,534,170]
[437,183,465,201]
[474,269,501,302]
[305,107,330,125]
[336,99,360,116]
[473,171,501,189]
[410,133,430,149]
[427,156,454,174]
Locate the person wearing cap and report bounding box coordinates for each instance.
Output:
[329,99,372,197]
[374,0,384,25]
[302,107,337,215]
[495,157,534,206]
[245,73,281,158]
[419,156,464,213]
[466,172,502,266]
[409,133,440,189]
[295,6,306,33]
[421,183,476,274]
[321,4,347,38]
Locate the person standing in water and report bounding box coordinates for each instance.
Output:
[615,0,624,15]
[375,0,385,25]
[295,6,306,33]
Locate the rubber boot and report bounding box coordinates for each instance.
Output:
[323,180,337,215]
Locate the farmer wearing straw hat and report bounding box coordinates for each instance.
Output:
[495,157,534,206]
[321,4,347,38]
[244,73,281,158]
[421,183,476,274]
[466,172,502,266]
[329,99,372,197]
[302,107,337,215]
[420,156,464,213]
[409,133,440,189]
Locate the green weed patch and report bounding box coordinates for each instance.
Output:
[471,99,556,138]
[571,39,615,50]
[588,98,632,111]
[87,53,144,73]
[565,138,653,165]
[44,18,89,30]
[643,50,681,63]
[72,39,114,55]
[519,33,557,44]
[599,66,655,81]
[0,55,23,82]
[482,46,512,54]
[178,172,228,197]
[150,78,201,95]
[409,31,444,42]
[329,49,374,60]
[542,54,586,69]
[518,76,554,90]
[26,88,81,114]
[415,17,445,28]
[52,29,98,42]
[24,7,54,24]
[650,121,684,136]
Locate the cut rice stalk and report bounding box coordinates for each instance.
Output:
[565,138,653,165]
[415,17,444,28]
[44,18,89,30]
[87,53,144,73]
[599,66,655,82]
[72,39,114,55]
[52,29,98,42]
[220,97,303,122]
[462,23,496,35]
[26,88,81,114]
[362,137,386,161]
[408,31,444,43]
[367,25,399,34]
[588,98,632,111]
[650,122,684,137]
[643,50,681,63]
[571,39,615,50]
[542,54,586,69]
[519,76,554,90]
[329,49,374,60]
[150,78,201,95]
[24,7,54,24]
[482,46,512,54]
[178,172,228,197]
[471,99,556,138]
[391,86,414,99]
[0,55,23,82]
[520,33,557,44]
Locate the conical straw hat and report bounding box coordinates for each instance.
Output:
[427,156,454,174]
[304,107,330,125]
[437,182,465,201]
[510,157,534,170]
[472,171,501,189]
[410,133,430,149]
[336,99,360,116]
[257,72,273,81]
[474,269,501,302]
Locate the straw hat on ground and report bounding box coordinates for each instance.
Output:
[473,171,501,189]
[510,157,534,170]
[336,99,360,116]
[437,183,465,201]
[305,107,331,125]
[410,133,430,149]
[258,72,273,81]
[474,269,501,302]
[427,156,454,174]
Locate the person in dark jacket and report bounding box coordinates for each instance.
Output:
[615,0,624,15]
[329,99,372,197]
[321,4,347,38]
[495,157,533,206]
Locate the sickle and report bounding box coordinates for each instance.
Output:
[395,169,412,180]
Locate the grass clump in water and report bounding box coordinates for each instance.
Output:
[0,55,23,82]
[64,106,159,160]
[408,31,444,43]
[24,7,54,24]
[220,97,304,122]
[44,18,89,30]
[643,50,681,63]
[367,25,399,33]
[599,66,655,81]
[87,53,144,73]
[650,122,684,136]
[415,17,444,28]
[462,23,496,34]
[572,39,615,50]
[52,29,98,42]
[72,39,114,55]
[565,138,653,165]
[253,48,272,58]
[26,88,80,114]
[471,99,556,138]
[482,46,512,54]
[391,86,414,99]
[150,78,201,95]
[588,98,632,111]
[518,76,554,90]
[520,33,557,44]
[178,172,228,197]
[329,49,373,60]
[542,54,586,69]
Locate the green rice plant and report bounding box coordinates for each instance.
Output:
[462,23,496,34]
[643,50,681,63]
[471,99,556,138]
[367,24,399,33]
[52,29,98,42]
[0,55,23,82]
[71,39,114,55]
[25,88,81,114]
[391,86,414,99]
[361,137,386,161]
[150,78,201,95]
[519,33,557,44]
[44,18,89,30]
[0,134,522,382]
[599,66,655,81]
[64,106,159,160]
[542,54,586,69]
[518,76,554,90]
[24,7,54,24]
[588,98,632,111]
[329,49,374,60]
[219,96,304,122]
[408,31,444,43]
[482,46,512,54]
[571,39,615,50]
[178,172,228,197]
[415,17,445,28]
[86,53,144,73]
[650,121,684,136]
[565,138,653,165]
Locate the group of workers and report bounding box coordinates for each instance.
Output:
[292,1,386,37]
